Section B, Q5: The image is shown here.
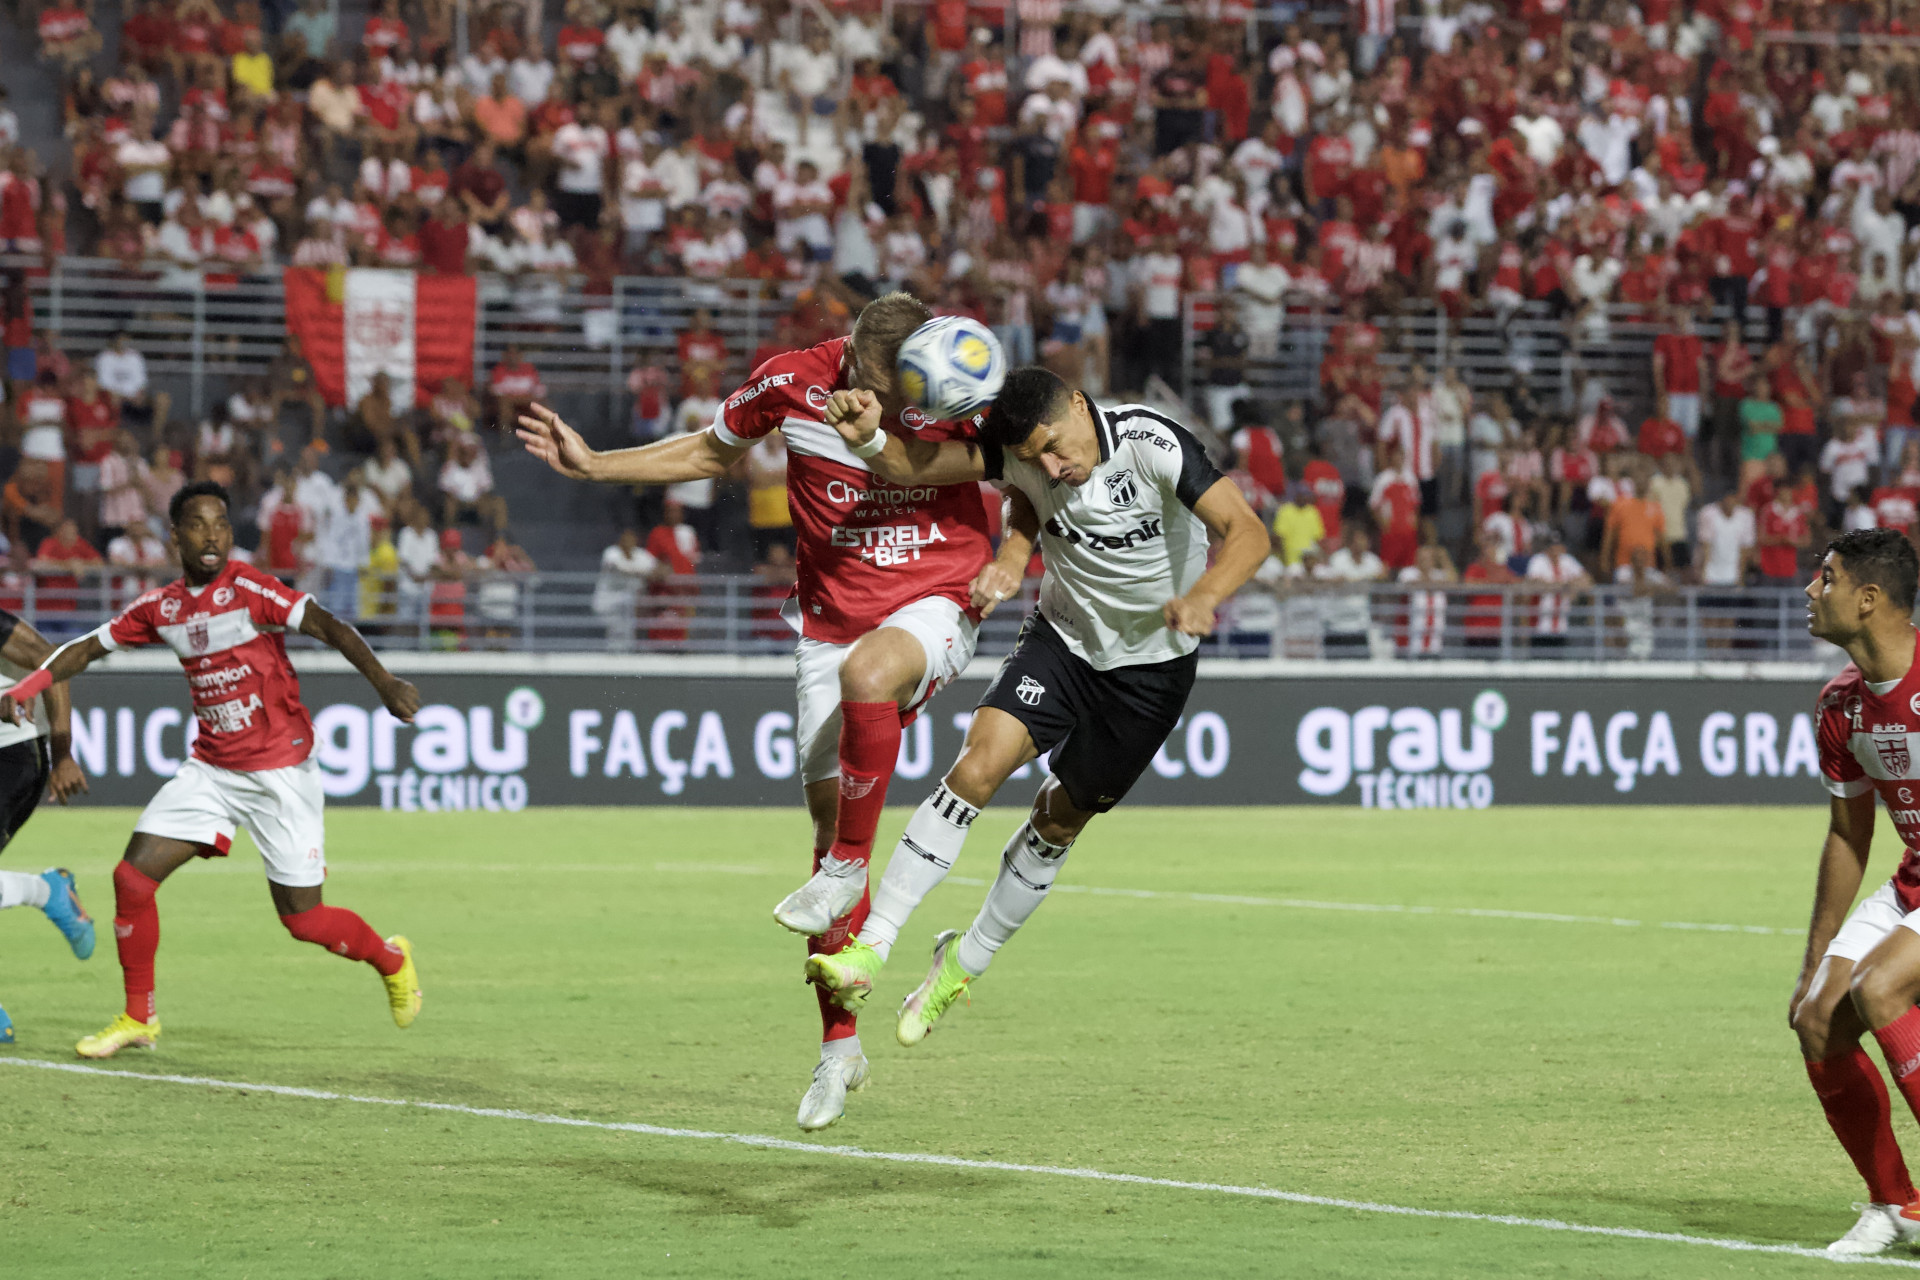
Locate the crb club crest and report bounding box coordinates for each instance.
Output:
[1877,735,1913,776]
[1105,469,1137,508]
[187,616,211,654]
[1016,676,1045,706]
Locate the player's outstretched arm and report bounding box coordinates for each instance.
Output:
[1163,478,1272,637]
[971,486,1039,618]
[299,602,420,724]
[0,632,108,726]
[0,622,89,801]
[823,389,989,486]
[516,402,746,486]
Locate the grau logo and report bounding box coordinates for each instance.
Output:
[1105,469,1137,507]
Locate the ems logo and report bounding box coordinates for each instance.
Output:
[900,405,931,430]
[1016,676,1045,706]
[1848,697,1865,730]
[159,597,181,621]
[214,586,235,606]
[1877,735,1912,775]
[187,617,210,654]
[1910,691,1920,718]
[1105,469,1137,508]
[806,385,830,411]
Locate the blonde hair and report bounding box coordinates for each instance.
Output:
[849,291,932,392]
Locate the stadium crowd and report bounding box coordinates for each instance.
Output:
[2,0,1920,651]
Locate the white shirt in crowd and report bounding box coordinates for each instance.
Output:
[1695,501,1756,587]
[1525,550,1588,635]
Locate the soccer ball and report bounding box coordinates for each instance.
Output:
[894,317,1007,423]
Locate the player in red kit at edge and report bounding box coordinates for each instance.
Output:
[516,293,994,1130]
[0,482,425,1060]
[1790,528,1920,1256]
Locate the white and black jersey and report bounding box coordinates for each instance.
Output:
[0,608,52,850]
[982,399,1225,671]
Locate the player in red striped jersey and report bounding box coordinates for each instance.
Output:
[517,292,995,1129]
[1791,530,1920,1254]
[0,481,424,1059]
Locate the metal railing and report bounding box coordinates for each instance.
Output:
[4,571,1830,660]
[14,256,1762,431]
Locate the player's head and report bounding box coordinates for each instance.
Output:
[979,366,1098,487]
[846,291,932,414]
[1809,528,1919,645]
[169,479,233,584]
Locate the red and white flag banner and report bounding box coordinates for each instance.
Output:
[282,268,477,410]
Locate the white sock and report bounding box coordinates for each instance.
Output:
[0,870,49,911]
[859,782,981,962]
[821,1035,862,1061]
[956,822,1073,976]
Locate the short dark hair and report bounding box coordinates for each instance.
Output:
[169,479,231,528]
[979,366,1072,451]
[1829,528,1920,612]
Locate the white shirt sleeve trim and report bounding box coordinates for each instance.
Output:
[92,622,122,653]
[1825,775,1873,798]
[285,594,311,633]
[709,401,750,448]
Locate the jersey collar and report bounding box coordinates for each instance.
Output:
[1087,395,1114,464]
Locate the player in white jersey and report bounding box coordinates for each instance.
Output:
[0,607,95,1041]
[2,482,424,1058]
[801,367,1269,1047]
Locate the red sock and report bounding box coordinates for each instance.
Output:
[1809,1047,1917,1205]
[827,701,903,867]
[808,846,871,1044]
[112,862,160,1023]
[280,905,405,977]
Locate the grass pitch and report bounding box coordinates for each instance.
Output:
[0,803,1895,1277]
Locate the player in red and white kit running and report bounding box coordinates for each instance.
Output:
[516,293,995,1130]
[1790,529,1920,1255]
[0,482,425,1060]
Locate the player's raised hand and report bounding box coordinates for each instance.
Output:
[47,755,88,804]
[379,676,421,724]
[516,403,598,480]
[1163,596,1218,637]
[970,560,1023,618]
[823,389,883,449]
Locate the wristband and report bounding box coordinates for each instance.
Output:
[849,429,890,459]
[6,668,51,707]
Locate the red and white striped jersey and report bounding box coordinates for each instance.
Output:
[1397,567,1447,655]
[1820,656,1920,910]
[98,561,316,772]
[1353,0,1396,37]
[709,338,993,644]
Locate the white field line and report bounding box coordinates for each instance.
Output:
[0,1056,1905,1271]
[191,859,1803,938]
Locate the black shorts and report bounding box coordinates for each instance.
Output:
[977,614,1198,814]
[0,738,50,853]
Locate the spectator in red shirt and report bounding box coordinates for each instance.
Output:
[1302,444,1345,545]
[676,310,729,398]
[1461,536,1518,650]
[1755,481,1809,585]
[419,198,472,275]
[1636,398,1688,459]
[33,518,104,627]
[487,346,546,431]
[1650,308,1706,441]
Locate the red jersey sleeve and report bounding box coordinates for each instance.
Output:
[233,564,311,631]
[1818,671,1871,798]
[101,592,164,651]
[712,338,844,448]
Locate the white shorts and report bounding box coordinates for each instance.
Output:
[794,596,978,786]
[1825,880,1920,962]
[135,756,328,888]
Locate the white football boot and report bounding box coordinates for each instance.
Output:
[774,857,867,936]
[796,1053,870,1132]
[1827,1203,1920,1255]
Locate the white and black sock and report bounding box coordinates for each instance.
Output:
[859,782,980,962]
[956,822,1072,976]
[0,870,49,911]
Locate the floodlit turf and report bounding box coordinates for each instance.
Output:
[0,803,1903,1277]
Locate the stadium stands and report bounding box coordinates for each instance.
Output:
[0,0,1912,656]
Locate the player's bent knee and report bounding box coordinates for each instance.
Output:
[1851,959,1920,1022]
